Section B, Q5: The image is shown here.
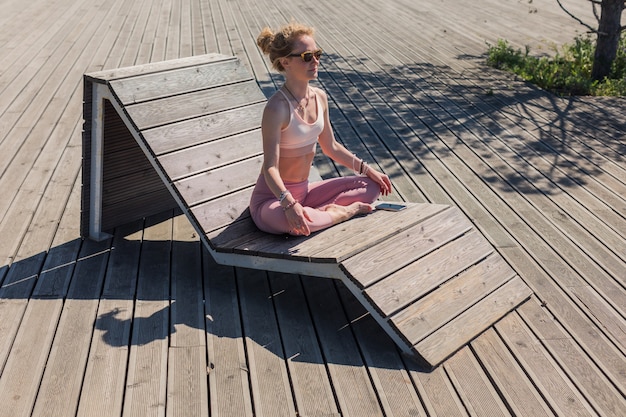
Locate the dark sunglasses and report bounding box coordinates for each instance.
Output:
[288,49,323,62]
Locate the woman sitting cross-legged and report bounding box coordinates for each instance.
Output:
[249,22,392,236]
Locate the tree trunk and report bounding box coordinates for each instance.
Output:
[591,0,624,80]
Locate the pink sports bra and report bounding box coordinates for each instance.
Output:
[278,89,324,157]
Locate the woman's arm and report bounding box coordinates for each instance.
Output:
[316,89,392,196]
[260,97,289,200]
[260,95,312,235]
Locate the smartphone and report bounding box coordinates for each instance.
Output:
[375,203,407,212]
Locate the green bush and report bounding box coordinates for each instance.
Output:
[486,35,626,96]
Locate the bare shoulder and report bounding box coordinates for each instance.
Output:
[264,90,290,127]
[266,90,289,111]
[310,86,328,101]
[310,86,329,110]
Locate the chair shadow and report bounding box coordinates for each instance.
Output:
[1,218,425,372]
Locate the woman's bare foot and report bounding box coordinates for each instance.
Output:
[323,202,373,225]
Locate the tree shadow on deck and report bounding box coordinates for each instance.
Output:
[315,54,625,199]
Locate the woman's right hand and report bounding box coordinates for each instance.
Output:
[285,202,311,236]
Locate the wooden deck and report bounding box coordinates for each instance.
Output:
[0,0,624,416]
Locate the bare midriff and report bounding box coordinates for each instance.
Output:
[279,152,315,182]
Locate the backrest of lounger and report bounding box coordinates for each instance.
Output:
[81,54,266,237]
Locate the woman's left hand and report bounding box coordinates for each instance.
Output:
[366,167,392,196]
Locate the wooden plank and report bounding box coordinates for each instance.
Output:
[0,250,45,376]
[391,254,517,345]
[133,0,165,64]
[366,231,494,316]
[203,250,254,417]
[500,246,626,396]
[116,0,153,68]
[170,214,206,347]
[31,239,83,298]
[333,281,428,417]
[30,240,111,417]
[236,269,297,417]
[85,53,231,82]
[0,299,27,376]
[158,129,263,181]
[471,328,554,417]
[141,102,265,155]
[148,0,173,62]
[495,311,597,417]
[0,299,64,417]
[190,0,206,55]
[126,80,266,129]
[301,277,385,417]
[518,298,626,416]
[77,222,142,417]
[193,187,254,235]
[415,277,532,367]
[0,251,46,301]
[122,212,172,417]
[310,202,448,261]
[231,202,445,263]
[0,0,127,229]
[51,164,82,248]
[206,218,262,253]
[0,238,82,414]
[341,205,471,287]
[175,155,263,206]
[408,364,470,417]
[14,128,82,262]
[164,0,181,60]
[77,299,133,417]
[100,220,143,298]
[443,347,511,417]
[268,272,340,417]
[206,0,230,54]
[166,346,209,417]
[568,285,626,353]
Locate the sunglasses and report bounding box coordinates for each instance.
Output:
[288,49,323,62]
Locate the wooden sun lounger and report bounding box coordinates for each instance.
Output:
[80,53,531,368]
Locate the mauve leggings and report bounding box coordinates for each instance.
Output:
[249,174,380,235]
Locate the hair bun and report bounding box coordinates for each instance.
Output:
[256,27,274,54]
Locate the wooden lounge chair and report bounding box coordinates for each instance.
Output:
[81,53,531,368]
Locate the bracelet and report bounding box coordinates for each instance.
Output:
[278,190,291,203]
[282,200,299,212]
[361,162,370,176]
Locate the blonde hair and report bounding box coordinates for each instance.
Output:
[257,22,315,72]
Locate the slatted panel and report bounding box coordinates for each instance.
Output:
[338,205,532,368]
[193,188,256,236]
[100,100,177,232]
[159,129,263,181]
[207,203,447,261]
[143,103,265,156]
[82,54,265,234]
[127,81,266,129]
[80,77,94,236]
[109,56,251,104]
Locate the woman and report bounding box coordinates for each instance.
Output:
[250,22,392,236]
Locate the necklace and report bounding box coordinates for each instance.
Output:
[283,85,309,112]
